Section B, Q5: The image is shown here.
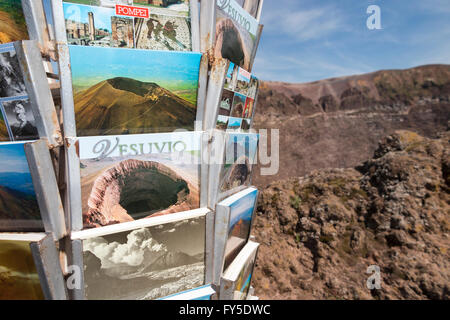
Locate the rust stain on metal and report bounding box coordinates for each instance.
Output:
[75,139,80,157]
[51,111,63,147]
[19,49,32,83]
[64,137,72,149]
[209,57,227,83]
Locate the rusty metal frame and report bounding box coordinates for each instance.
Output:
[14,40,63,148]
[196,54,209,131]
[190,0,201,52]
[50,0,83,231]
[24,140,67,240]
[256,0,264,22]
[203,58,230,130]
[199,0,216,53]
[22,0,51,48]
[31,233,69,300]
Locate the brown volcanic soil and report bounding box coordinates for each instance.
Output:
[74,77,196,136]
[252,130,450,299]
[253,64,450,187]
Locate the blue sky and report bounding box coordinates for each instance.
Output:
[253,0,450,83]
[69,46,202,89]
[0,143,30,174]
[228,117,242,127]
[229,189,258,229]
[63,2,114,32]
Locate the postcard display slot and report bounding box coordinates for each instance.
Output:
[0,0,264,300]
[0,0,67,300]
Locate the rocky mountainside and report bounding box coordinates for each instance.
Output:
[252,130,449,299]
[253,64,450,187]
[0,186,40,221]
[74,77,196,136]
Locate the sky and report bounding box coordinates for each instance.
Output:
[229,189,258,228]
[63,2,114,32]
[69,45,202,89]
[0,143,30,174]
[252,0,450,83]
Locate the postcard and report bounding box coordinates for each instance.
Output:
[63,1,133,8]
[133,0,190,17]
[248,75,258,99]
[0,48,27,99]
[0,142,43,231]
[227,117,242,131]
[78,131,202,228]
[63,2,192,50]
[240,118,251,131]
[0,1,29,44]
[235,67,251,96]
[243,0,260,19]
[219,132,258,192]
[82,215,205,300]
[243,97,254,118]
[224,62,236,90]
[0,239,45,300]
[0,109,10,141]
[69,45,202,136]
[219,89,234,113]
[233,245,257,299]
[160,284,216,300]
[223,188,257,270]
[0,97,39,141]
[215,0,258,70]
[230,92,246,117]
[134,14,192,51]
[216,115,229,130]
[0,44,39,141]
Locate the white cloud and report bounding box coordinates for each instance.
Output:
[262,4,346,42]
[84,228,167,269]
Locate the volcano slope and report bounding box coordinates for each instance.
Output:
[0,4,28,44]
[253,64,450,187]
[252,130,449,299]
[74,77,197,136]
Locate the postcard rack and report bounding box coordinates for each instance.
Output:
[0,0,264,301]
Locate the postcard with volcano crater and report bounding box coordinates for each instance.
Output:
[69,45,202,136]
[78,131,202,229]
